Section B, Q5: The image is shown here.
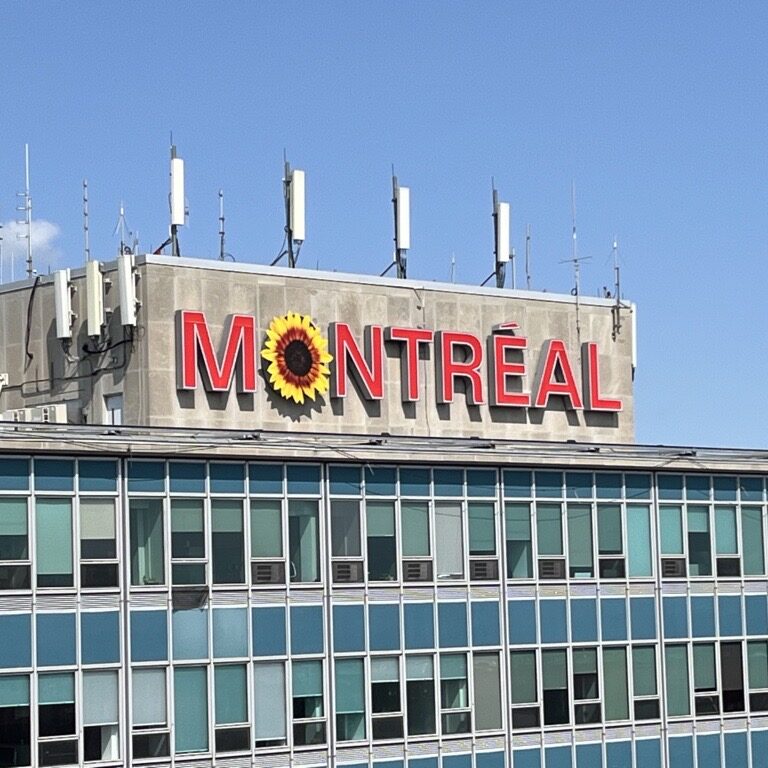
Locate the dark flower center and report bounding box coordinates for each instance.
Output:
[284,339,313,377]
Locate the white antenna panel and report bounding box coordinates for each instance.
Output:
[54,269,73,340]
[290,169,306,242]
[117,253,137,327]
[86,260,105,337]
[170,157,185,227]
[396,186,410,251]
[495,201,510,263]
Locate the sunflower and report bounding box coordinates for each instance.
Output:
[261,313,333,404]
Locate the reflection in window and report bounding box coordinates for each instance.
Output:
[335,658,366,741]
[171,499,206,585]
[211,500,244,584]
[0,498,30,590]
[367,501,396,581]
[505,503,532,578]
[129,499,164,587]
[288,500,319,583]
[435,503,463,579]
[36,499,73,588]
[406,656,435,736]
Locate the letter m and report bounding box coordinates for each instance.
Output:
[177,310,257,392]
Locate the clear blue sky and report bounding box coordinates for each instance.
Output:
[2,2,767,448]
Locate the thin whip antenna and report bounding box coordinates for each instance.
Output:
[559,182,591,343]
[611,236,623,340]
[218,190,225,261]
[450,252,456,283]
[525,224,532,289]
[15,144,33,277]
[83,179,91,262]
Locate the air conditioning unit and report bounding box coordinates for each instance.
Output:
[538,558,566,580]
[332,560,364,584]
[251,561,285,584]
[661,558,686,578]
[470,558,499,581]
[402,560,433,582]
[36,404,68,424]
[6,409,33,423]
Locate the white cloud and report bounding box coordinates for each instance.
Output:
[0,218,62,279]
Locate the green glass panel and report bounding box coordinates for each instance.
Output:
[251,499,282,557]
[39,672,74,704]
[171,499,203,532]
[665,645,690,716]
[440,654,467,680]
[688,506,710,533]
[505,503,532,578]
[331,499,361,557]
[293,660,322,696]
[597,504,622,554]
[693,644,716,690]
[602,647,628,721]
[174,667,208,752]
[536,503,562,556]
[510,651,536,703]
[36,499,72,578]
[367,501,395,536]
[288,500,319,583]
[632,646,657,696]
[742,507,765,575]
[627,505,652,577]
[573,648,597,674]
[749,641,768,689]
[567,504,593,576]
[542,649,566,688]
[130,499,164,586]
[402,502,429,556]
[0,675,29,707]
[715,506,738,555]
[660,505,683,555]
[212,500,242,532]
[335,658,365,713]
[214,664,247,724]
[468,503,495,555]
[0,499,27,536]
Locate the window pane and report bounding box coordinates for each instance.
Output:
[251,499,282,558]
[748,641,768,689]
[0,498,28,560]
[665,645,690,716]
[603,647,629,720]
[0,675,29,707]
[254,663,286,740]
[214,665,247,724]
[288,500,319,583]
[402,502,429,557]
[627,504,652,577]
[597,504,622,554]
[693,644,716,690]
[331,500,360,557]
[80,499,116,559]
[505,503,532,578]
[293,661,323,697]
[170,499,204,558]
[473,653,501,730]
[715,507,738,555]
[372,658,399,683]
[567,504,593,577]
[174,667,208,752]
[743,508,765,575]
[367,501,396,581]
[468,503,496,556]
[83,671,118,726]
[132,669,166,726]
[660,505,683,555]
[632,646,657,696]
[129,499,164,586]
[36,499,73,586]
[536,503,562,556]
[510,651,536,703]
[335,659,365,714]
[212,500,244,584]
[435,502,463,579]
[688,506,712,576]
[39,673,74,704]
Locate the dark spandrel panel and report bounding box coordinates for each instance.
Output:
[433,469,462,497]
[657,474,683,500]
[625,473,651,499]
[210,463,245,494]
[127,461,165,493]
[34,459,74,492]
[364,465,396,496]
[713,475,738,501]
[132,732,170,759]
[0,458,29,491]
[565,472,592,499]
[685,474,711,501]
[0,564,30,590]
[466,469,496,498]
[329,465,362,495]
[168,462,205,494]
[249,463,283,495]
[78,460,117,493]
[595,472,622,499]
[504,470,532,498]
[399,467,430,497]
[39,738,77,766]
[534,471,561,498]
[741,477,764,502]
[286,465,321,495]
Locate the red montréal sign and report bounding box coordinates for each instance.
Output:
[176,311,622,412]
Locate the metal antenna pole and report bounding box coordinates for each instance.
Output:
[525,224,531,290]
[284,156,295,269]
[218,190,226,261]
[83,179,91,262]
[612,237,623,340]
[170,144,180,258]
[15,144,33,277]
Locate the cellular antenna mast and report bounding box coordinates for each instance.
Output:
[113,202,130,255]
[83,179,91,263]
[611,236,624,340]
[218,190,226,261]
[559,182,591,342]
[381,167,410,279]
[169,143,185,258]
[15,144,33,278]
[525,224,532,290]
[482,180,510,289]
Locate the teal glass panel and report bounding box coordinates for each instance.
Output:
[740,477,764,502]
[595,472,621,499]
[127,461,164,493]
[535,472,561,498]
[0,614,31,668]
[172,608,209,660]
[34,459,74,491]
[566,472,592,499]
[0,675,29,707]
[601,599,627,641]
[37,613,75,666]
[251,498,282,557]
[503,470,532,497]
[476,753,505,768]
[630,597,656,640]
[248,463,283,494]
[575,743,602,768]
[606,742,630,768]
[438,602,467,648]
[290,605,323,654]
[402,502,429,556]
[742,507,765,575]
[174,666,208,752]
[748,641,768,688]
[691,596,715,637]
[404,603,434,649]
[746,596,768,635]
[724,733,747,768]
[539,600,566,644]
[693,643,716,690]
[567,503,593,577]
[400,468,430,496]
[514,750,541,768]
[635,740,660,768]
[624,473,651,499]
[665,646,690,716]
[210,463,244,494]
[434,469,462,497]
[214,664,247,724]
[36,498,72,585]
[169,462,205,493]
[510,651,536,703]
[0,458,29,491]
[715,506,738,554]
[129,499,164,586]
[471,601,499,646]
[469,502,495,555]
[444,757,471,768]
[369,604,400,651]
[536,503,562,555]
[696,734,720,768]
[329,465,362,495]
[597,504,622,554]
[570,600,597,642]
[292,659,322,696]
[335,658,365,712]
[467,469,495,497]
[660,505,683,554]
[508,600,536,644]
[364,466,396,496]
[130,610,167,662]
[288,499,319,582]
[409,760,438,768]
[663,597,688,638]
[668,738,693,768]
[632,646,657,695]
[81,611,119,664]
[0,498,27,558]
[627,504,652,576]
[78,460,117,492]
[713,475,738,501]
[213,608,247,658]
[286,464,320,495]
[333,605,365,652]
[505,502,532,578]
[685,475,710,501]
[752,732,768,768]
[718,596,742,636]
[658,474,683,500]
[39,672,74,703]
[252,606,285,656]
[545,745,571,768]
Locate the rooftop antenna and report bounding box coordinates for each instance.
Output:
[380,167,410,279]
[450,252,456,283]
[169,141,185,258]
[559,182,591,342]
[0,220,4,284]
[272,153,305,268]
[525,224,532,289]
[482,179,510,288]
[15,144,33,278]
[610,236,624,340]
[113,202,130,255]
[82,179,91,262]
[218,189,226,260]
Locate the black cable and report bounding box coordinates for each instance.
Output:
[24,275,41,369]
